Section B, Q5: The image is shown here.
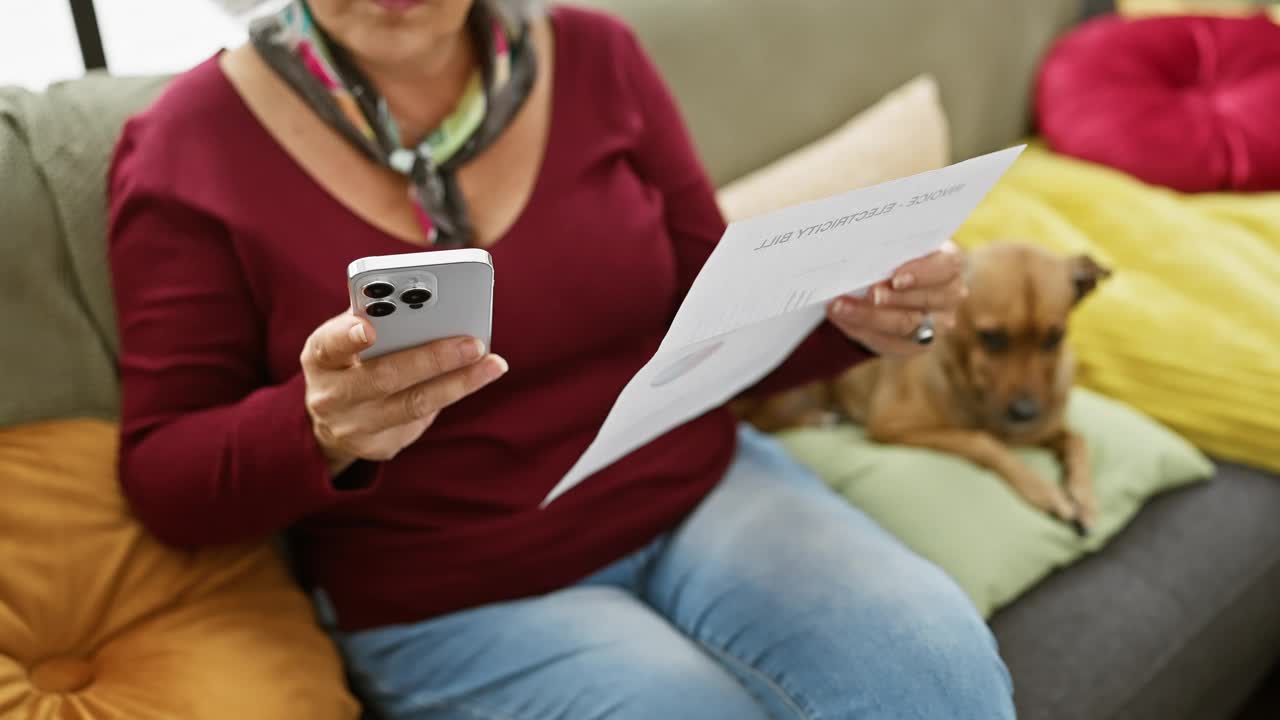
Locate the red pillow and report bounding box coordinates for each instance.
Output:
[1036,14,1280,193]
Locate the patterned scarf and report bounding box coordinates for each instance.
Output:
[249,0,538,247]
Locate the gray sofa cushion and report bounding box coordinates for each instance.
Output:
[581,0,1084,185]
[991,462,1280,720]
[0,75,167,427]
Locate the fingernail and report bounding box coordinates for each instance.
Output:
[485,354,509,381]
[460,337,485,361]
[873,287,888,306]
[834,299,857,318]
[892,273,914,290]
[349,322,368,345]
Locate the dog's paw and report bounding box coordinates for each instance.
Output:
[1002,462,1080,523]
[1065,464,1099,533]
[1046,493,1080,526]
[1020,476,1079,524]
[1068,486,1099,533]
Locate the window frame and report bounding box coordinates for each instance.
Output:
[69,0,107,70]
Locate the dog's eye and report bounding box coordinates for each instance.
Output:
[1042,327,1064,351]
[977,329,1009,353]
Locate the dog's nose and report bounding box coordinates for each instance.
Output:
[1006,397,1040,424]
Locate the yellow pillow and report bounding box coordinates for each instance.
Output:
[0,420,359,719]
[717,74,949,221]
[953,143,1280,472]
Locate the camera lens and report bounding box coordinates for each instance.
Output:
[400,288,432,305]
[365,301,396,317]
[362,281,395,299]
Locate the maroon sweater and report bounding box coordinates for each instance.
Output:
[108,6,867,632]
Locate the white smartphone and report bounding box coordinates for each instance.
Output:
[347,248,494,360]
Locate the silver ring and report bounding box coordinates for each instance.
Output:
[912,314,935,345]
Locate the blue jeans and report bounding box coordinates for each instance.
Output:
[337,425,1014,719]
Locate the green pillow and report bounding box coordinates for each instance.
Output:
[776,387,1214,618]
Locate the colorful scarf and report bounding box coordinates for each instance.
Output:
[249,0,538,246]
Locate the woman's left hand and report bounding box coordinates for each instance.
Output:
[825,241,967,358]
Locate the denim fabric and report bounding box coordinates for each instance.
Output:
[339,425,1014,720]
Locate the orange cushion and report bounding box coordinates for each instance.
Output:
[0,419,359,719]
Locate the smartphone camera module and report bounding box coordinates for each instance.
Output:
[362,281,395,299]
[400,287,433,305]
[365,301,397,317]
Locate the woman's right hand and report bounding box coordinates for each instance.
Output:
[301,311,509,475]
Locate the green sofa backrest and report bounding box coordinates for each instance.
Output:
[585,0,1083,185]
[0,0,1084,428]
[0,76,167,426]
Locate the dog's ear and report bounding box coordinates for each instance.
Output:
[1069,254,1111,304]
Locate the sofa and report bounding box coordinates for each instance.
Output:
[2,0,1279,718]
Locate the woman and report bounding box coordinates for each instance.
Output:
[108,0,1013,717]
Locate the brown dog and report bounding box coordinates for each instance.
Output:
[735,242,1111,533]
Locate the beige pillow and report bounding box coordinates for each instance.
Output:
[717,75,950,221]
[1119,0,1280,21]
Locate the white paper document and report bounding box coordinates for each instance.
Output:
[541,145,1025,506]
